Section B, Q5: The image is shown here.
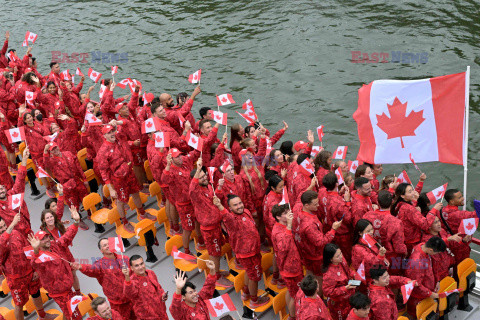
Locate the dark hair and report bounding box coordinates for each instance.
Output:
[21,72,37,85]
[46,81,56,89]
[425,236,447,253]
[98,238,108,250]
[129,254,143,266]
[176,92,188,104]
[353,219,372,245]
[272,204,289,222]
[280,141,294,156]
[219,315,235,320]
[199,107,211,119]
[181,282,196,296]
[354,177,370,190]
[267,175,283,195]
[380,174,395,191]
[226,194,240,206]
[199,119,211,132]
[264,169,279,183]
[301,190,318,206]
[150,100,161,115]
[44,197,57,210]
[369,265,388,281]
[296,153,311,165]
[244,125,255,137]
[444,189,459,203]
[417,193,431,215]
[354,164,369,178]
[230,123,243,148]
[300,274,318,296]
[313,150,332,171]
[322,172,337,191]
[90,296,107,312]
[49,62,58,69]
[377,190,393,209]
[322,243,339,271]
[190,167,206,178]
[349,292,371,309]
[390,183,411,216]
[40,209,66,235]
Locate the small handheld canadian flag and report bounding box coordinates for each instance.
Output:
[335,168,344,185]
[171,246,197,263]
[220,160,231,174]
[186,131,204,151]
[116,78,132,89]
[209,110,228,125]
[111,66,118,75]
[60,69,71,81]
[439,288,463,298]
[333,146,348,160]
[299,158,315,177]
[178,112,186,128]
[362,233,378,248]
[397,170,412,185]
[35,167,50,179]
[8,193,24,210]
[356,262,365,281]
[216,94,235,106]
[76,68,84,77]
[426,183,448,204]
[88,68,102,83]
[154,132,170,148]
[236,99,258,124]
[5,127,25,144]
[98,84,107,99]
[347,160,359,174]
[279,187,289,205]
[44,132,58,143]
[108,235,125,253]
[141,118,161,134]
[22,39,28,47]
[459,218,479,236]
[69,295,88,315]
[311,146,323,157]
[207,167,216,184]
[317,125,325,142]
[23,246,34,259]
[85,112,102,126]
[142,92,154,106]
[25,31,38,44]
[35,251,56,263]
[409,153,421,172]
[401,281,416,304]
[128,79,142,94]
[25,91,37,107]
[188,69,201,84]
[205,293,237,317]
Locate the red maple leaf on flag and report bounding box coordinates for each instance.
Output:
[191,137,197,144]
[221,97,227,103]
[72,297,82,304]
[406,287,413,296]
[156,136,162,143]
[376,97,425,148]
[214,302,224,310]
[216,115,221,120]
[13,198,19,204]
[194,75,197,80]
[436,191,443,198]
[466,223,474,231]
[12,131,19,138]
[146,121,153,128]
[337,149,342,156]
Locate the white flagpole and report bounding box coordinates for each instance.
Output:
[463,66,470,210]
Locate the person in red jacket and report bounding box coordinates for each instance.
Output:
[88,297,124,320]
[100,80,128,123]
[198,119,221,166]
[173,91,196,130]
[443,188,477,234]
[28,207,82,320]
[391,183,440,253]
[363,191,407,275]
[351,177,375,227]
[291,153,318,206]
[0,149,32,237]
[230,123,245,173]
[215,161,246,209]
[96,125,152,234]
[405,237,443,314]
[72,238,133,319]
[162,148,203,254]
[122,254,168,320]
[0,214,57,320]
[49,115,82,155]
[368,265,412,320]
[313,150,332,189]
[346,293,370,320]
[322,243,357,320]
[323,172,354,263]
[160,86,201,135]
[169,260,217,320]
[0,31,9,68]
[151,101,190,152]
[296,274,332,320]
[213,194,270,308]
[271,204,303,318]
[189,158,232,287]
[292,190,341,297]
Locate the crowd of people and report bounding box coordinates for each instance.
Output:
[0,30,478,320]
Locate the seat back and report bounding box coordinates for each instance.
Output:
[457,258,476,295]
[165,235,183,256]
[77,148,88,171]
[108,207,121,225]
[149,181,162,203]
[416,298,438,320]
[273,289,287,316]
[144,160,153,181]
[135,219,157,247]
[1,278,10,294]
[2,309,15,320]
[233,270,246,293]
[78,295,95,316]
[439,276,458,315]
[82,192,101,213]
[128,192,148,210]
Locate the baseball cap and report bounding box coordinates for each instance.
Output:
[168,148,182,158]
[102,125,115,135]
[294,140,308,152]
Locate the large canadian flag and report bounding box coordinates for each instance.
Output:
[354,72,467,165]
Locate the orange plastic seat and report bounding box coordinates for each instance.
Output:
[77,148,88,171]
[128,192,158,221]
[135,219,157,252]
[273,290,289,320]
[456,258,476,311]
[83,193,110,225]
[262,252,287,293]
[416,298,438,320]
[108,207,136,239]
[2,278,10,295]
[165,235,198,272]
[144,160,153,181]
[156,207,171,237]
[439,276,458,318]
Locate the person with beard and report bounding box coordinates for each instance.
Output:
[88,297,123,320]
[160,86,201,135]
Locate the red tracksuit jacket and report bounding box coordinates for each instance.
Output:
[0,229,35,280]
[96,138,134,185]
[189,178,223,228]
[271,222,303,278]
[146,139,167,186]
[395,202,437,248]
[351,192,373,227]
[404,243,435,301]
[441,205,476,234]
[295,290,332,320]
[323,259,356,320]
[220,208,260,258]
[368,276,410,320]
[263,190,283,239]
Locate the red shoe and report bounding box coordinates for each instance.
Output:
[123,223,135,234]
[215,276,233,288]
[196,243,206,251]
[271,277,286,289]
[250,295,270,308]
[140,212,156,221]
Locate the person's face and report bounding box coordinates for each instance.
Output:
[80,94,87,103]
[246,127,255,137]
[228,197,244,215]
[375,271,390,287]
[119,105,129,117]
[49,201,57,213]
[52,63,60,74]
[51,123,60,134]
[184,286,198,304]
[345,176,354,188]
[40,236,52,250]
[51,147,61,157]
[65,82,72,90]
[431,217,442,233]
[332,248,343,264]
[0,220,6,234]
[277,209,288,225]
[401,185,415,202]
[95,302,112,319]
[451,191,464,206]
[305,198,319,212]
[274,150,284,164]
[355,307,371,318]
[273,181,284,194]
[87,102,95,113]
[362,167,374,180]
[0,185,7,200]
[361,224,373,237]
[104,131,116,143]
[34,109,41,117]
[224,165,235,181]
[47,83,56,94]
[201,122,212,136]
[25,114,34,126]
[338,161,348,173]
[358,182,372,197]
[44,212,55,227]
[162,95,174,108]
[154,106,166,119]
[172,155,183,167]
[99,239,112,255]
[131,258,146,276]
[373,164,383,176]
[198,171,208,186]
